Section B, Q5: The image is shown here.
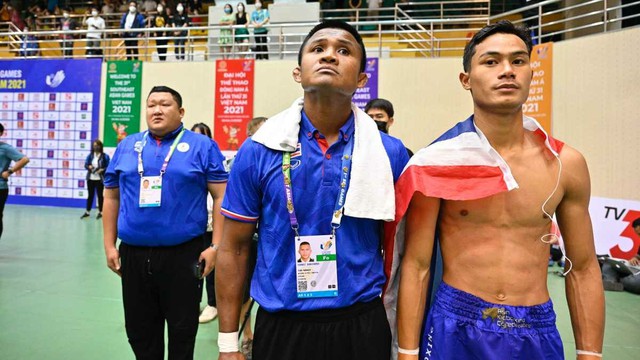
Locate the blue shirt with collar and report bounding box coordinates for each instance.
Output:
[104,124,228,246]
[0,142,25,190]
[221,110,409,312]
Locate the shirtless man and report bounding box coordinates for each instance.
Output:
[396,21,604,359]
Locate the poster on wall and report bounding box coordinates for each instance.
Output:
[589,196,640,260]
[214,59,254,158]
[104,61,142,150]
[523,42,552,134]
[352,58,379,110]
[0,59,101,207]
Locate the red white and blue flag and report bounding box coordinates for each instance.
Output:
[382,115,564,357]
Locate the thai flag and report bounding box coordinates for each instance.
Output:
[382,115,563,357]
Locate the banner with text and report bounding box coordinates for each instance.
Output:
[589,196,640,259]
[104,61,142,148]
[214,59,254,157]
[523,42,552,134]
[0,59,101,207]
[353,58,379,110]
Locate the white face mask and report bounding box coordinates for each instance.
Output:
[157,6,163,13]
[91,10,98,17]
[176,5,184,13]
[63,12,69,18]
[129,6,137,13]
[238,6,244,12]
[255,3,262,9]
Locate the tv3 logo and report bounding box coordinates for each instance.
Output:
[606,207,640,258]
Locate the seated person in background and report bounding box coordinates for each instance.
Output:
[600,218,640,294]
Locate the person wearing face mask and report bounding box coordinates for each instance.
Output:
[364,98,413,157]
[218,4,234,59]
[81,140,110,220]
[234,3,249,58]
[83,7,105,58]
[151,3,170,61]
[120,1,146,60]
[250,0,270,60]
[172,2,190,60]
[59,8,78,58]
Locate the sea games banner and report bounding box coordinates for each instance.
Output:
[214,59,254,157]
[0,59,101,207]
[523,42,552,133]
[353,57,378,110]
[104,61,142,148]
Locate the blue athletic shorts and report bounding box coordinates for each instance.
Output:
[420,282,564,359]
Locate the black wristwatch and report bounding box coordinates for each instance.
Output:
[7,169,13,175]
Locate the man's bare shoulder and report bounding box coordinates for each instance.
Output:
[558,143,591,198]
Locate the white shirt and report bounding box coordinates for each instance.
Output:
[125,12,136,29]
[89,154,101,181]
[85,16,105,39]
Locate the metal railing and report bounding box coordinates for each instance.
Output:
[2,0,639,61]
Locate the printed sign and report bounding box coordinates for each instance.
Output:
[0,59,101,207]
[214,59,254,157]
[524,43,552,133]
[353,57,379,110]
[104,61,142,148]
[589,196,640,259]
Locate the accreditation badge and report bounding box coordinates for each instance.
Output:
[295,234,338,298]
[139,176,162,207]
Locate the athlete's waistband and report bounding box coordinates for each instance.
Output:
[432,282,557,333]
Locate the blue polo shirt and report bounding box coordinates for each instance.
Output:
[0,142,25,190]
[221,111,409,312]
[104,125,228,246]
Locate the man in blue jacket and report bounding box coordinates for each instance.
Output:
[120,1,145,60]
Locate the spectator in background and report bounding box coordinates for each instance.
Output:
[83,6,106,58]
[102,0,115,15]
[150,3,170,61]
[59,8,78,58]
[172,2,190,60]
[120,1,145,60]
[0,123,30,239]
[218,3,234,59]
[250,0,269,60]
[234,2,249,58]
[3,3,26,29]
[365,98,414,156]
[142,0,157,13]
[367,0,381,20]
[81,139,110,220]
[19,20,39,57]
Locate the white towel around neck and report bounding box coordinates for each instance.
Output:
[251,98,395,221]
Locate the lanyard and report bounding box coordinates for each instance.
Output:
[282,137,354,237]
[137,128,185,177]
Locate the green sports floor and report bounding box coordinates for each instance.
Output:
[0,205,638,359]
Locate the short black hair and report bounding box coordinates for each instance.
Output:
[633,218,640,228]
[148,86,182,107]
[299,241,310,248]
[298,20,366,73]
[463,20,532,72]
[0,123,4,133]
[190,122,212,138]
[364,98,394,118]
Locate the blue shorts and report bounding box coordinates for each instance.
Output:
[420,282,564,360]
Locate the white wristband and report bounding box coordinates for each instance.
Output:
[576,350,602,358]
[398,347,420,355]
[218,332,239,353]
